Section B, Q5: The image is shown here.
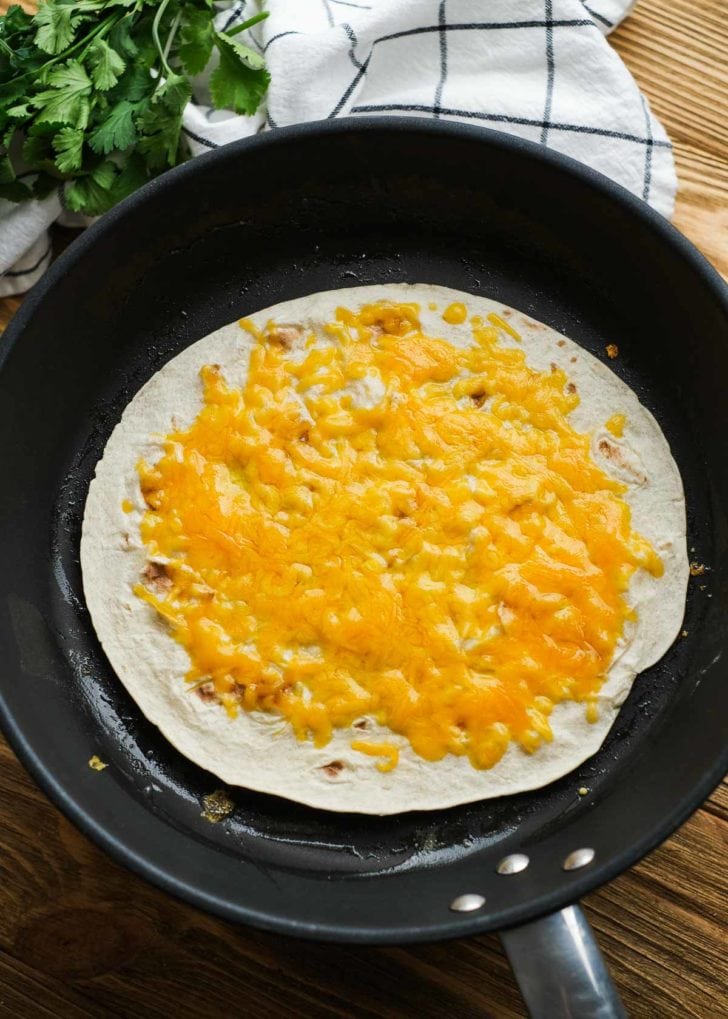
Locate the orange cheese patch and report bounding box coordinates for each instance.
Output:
[442,302,467,325]
[605,413,626,438]
[135,302,662,771]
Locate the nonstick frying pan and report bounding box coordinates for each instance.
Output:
[0,119,726,1018]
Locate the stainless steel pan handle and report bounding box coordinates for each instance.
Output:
[500,905,627,1018]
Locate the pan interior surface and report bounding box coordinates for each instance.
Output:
[0,120,726,942]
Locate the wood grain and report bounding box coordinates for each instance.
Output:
[0,2,726,1016]
[611,0,728,278]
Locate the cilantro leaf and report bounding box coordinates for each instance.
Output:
[34,1,81,56]
[0,177,32,201]
[37,90,90,129]
[153,72,190,114]
[108,64,155,104]
[1,5,34,38]
[6,101,31,117]
[0,75,30,130]
[45,57,92,91]
[137,73,191,169]
[52,125,84,172]
[21,130,58,173]
[91,159,115,189]
[33,59,91,127]
[88,98,136,154]
[109,149,148,203]
[87,38,125,91]
[65,159,118,214]
[178,8,214,76]
[1,122,16,148]
[210,33,269,117]
[0,4,35,76]
[0,150,19,183]
[0,1,269,212]
[108,17,137,57]
[217,30,266,73]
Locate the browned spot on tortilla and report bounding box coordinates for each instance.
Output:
[121,532,131,549]
[269,325,302,349]
[570,356,577,364]
[557,339,566,347]
[606,343,619,359]
[689,562,706,577]
[142,561,173,594]
[353,719,369,730]
[470,390,487,407]
[566,382,576,394]
[550,362,559,373]
[501,308,513,318]
[597,438,647,483]
[320,760,344,778]
[523,317,545,331]
[195,681,218,703]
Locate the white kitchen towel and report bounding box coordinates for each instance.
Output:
[0,0,675,297]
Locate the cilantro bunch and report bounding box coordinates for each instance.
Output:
[0,0,269,214]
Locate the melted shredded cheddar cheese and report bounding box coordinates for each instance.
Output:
[134,301,662,771]
[350,740,400,772]
[443,302,467,325]
[487,313,521,341]
[605,413,626,438]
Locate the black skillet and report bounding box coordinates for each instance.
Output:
[1,119,726,1017]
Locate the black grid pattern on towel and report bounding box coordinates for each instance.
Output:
[186,1,669,215]
[433,0,448,119]
[315,6,666,206]
[1,243,51,278]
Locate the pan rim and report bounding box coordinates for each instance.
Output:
[3,115,727,365]
[1,116,727,942]
[1,693,726,944]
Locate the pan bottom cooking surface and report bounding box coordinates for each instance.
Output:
[1,120,726,940]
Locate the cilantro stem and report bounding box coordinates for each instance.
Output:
[151,0,173,78]
[225,11,270,39]
[162,9,182,66]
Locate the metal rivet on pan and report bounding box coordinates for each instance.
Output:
[563,847,595,871]
[496,853,530,875]
[449,893,486,912]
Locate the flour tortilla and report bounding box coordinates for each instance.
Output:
[81,284,688,813]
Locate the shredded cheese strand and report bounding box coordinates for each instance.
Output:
[135,301,661,770]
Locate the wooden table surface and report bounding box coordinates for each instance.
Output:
[0,1,726,1016]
